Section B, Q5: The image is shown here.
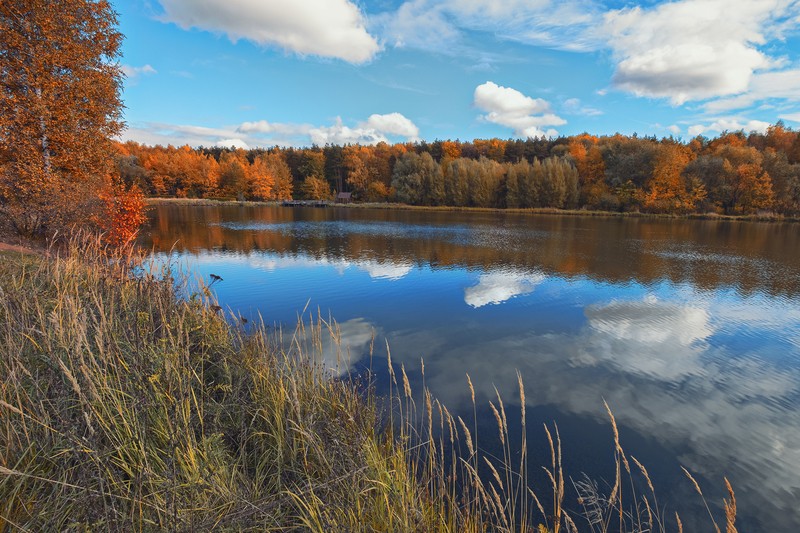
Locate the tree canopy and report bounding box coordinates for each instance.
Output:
[0,0,124,236]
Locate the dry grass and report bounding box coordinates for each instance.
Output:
[0,238,737,531]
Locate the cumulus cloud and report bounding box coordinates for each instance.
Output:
[474,81,565,138]
[235,120,314,138]
[464,270,547,307]
[687,118,771,137]
[309,114,420,145]
[215,138,249,149]
[603,0,794,105]
[363,113,420,140]
[121,64,157,80]
[157,0,380,63]
[378,0,800,114]
[123,113,419,148]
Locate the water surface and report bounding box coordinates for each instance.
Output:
[142,204,800,530]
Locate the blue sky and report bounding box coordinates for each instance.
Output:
[117,0,800,149]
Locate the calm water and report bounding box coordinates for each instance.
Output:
[141,204,800,530]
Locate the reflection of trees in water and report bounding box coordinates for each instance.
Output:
[142,204,800,297]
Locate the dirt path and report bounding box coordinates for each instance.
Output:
[0,241,42,255]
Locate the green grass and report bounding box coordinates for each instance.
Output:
[0,239,738,532]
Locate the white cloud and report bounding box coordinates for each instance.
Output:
[363,113,420,140]
[603,0,797,105]
[287,316,376,376]
[687,118,771,137]
[123,113,419,148]
[357,260,414,280]
[381,291,800,530]
[215,138,249,150]
[379,0,800,114]
[474,81,565,138]
[376,0,601,54]
[780,111,800,124]
[121,64,157,80]
[236,120,313,138]
[122,122,249,148]
[464,270,546,307]
[580,297,713,380]
[376,0,460,50]
[309,114,420,145]
[157,0,380,63]
[668,124,682,135]
[192,250,415,283]
[704,68,800,113]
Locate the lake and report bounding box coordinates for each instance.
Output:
[141,203,800,531]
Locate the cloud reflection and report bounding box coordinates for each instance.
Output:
[464,270,546,307]
[578,296,713,380]
[295,317,377,377]
[189,250,414,281]
[383,294,800,530]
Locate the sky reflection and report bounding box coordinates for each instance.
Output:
[143,205,800,530]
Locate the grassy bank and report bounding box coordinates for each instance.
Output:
[0,240,737,531]
[145,196,799,223]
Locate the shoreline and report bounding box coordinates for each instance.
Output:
[145,197,800,223]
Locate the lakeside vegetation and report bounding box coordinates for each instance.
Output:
[116,123,800,218]
[0,240,739,531]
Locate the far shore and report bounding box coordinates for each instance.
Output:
[145,196,800,223]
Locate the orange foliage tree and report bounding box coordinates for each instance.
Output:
[642,143,698,212]
[97,182,147,246]
[250,152,293,200]
[568,134,607,207]
[0,0,124,236]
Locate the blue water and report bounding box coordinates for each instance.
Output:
[142,204,800,531]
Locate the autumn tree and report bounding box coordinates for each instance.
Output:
[248,153,277,200]
[468,157,504,207]
[642,143,696,212]
[300,175,330,201]
[443,157,471,207]
[391,152,442,205]
[473,138,506,162]
[568,134,607,207]
[343,145,375,197]
[536,156,579,208]
[696,144,774,214]
[506,159,540,208]
[217,150,250,199]
[761,149,800,213]
[251,151,292,200]
[440,140,462,161]
[0,0,124,236]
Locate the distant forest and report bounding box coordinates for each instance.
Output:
[117,122,800,215]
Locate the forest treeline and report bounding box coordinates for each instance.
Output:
[117,122,800,215]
